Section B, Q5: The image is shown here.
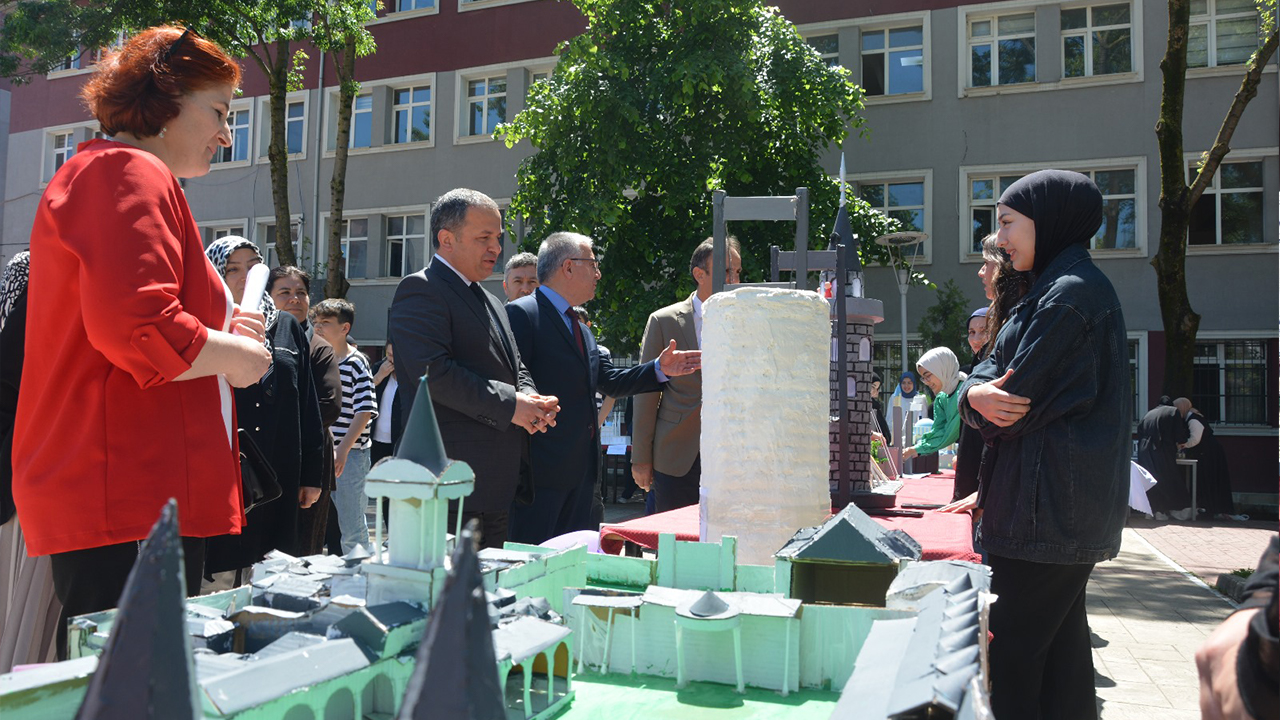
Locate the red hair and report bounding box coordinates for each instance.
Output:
[81,26,242,138]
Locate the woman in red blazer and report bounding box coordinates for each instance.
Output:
[12,27,271,657]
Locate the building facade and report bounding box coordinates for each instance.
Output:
[3,0,1276,501]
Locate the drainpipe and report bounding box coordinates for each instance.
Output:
[310,51,326,270]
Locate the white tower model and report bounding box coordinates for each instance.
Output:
[700,287,833,565]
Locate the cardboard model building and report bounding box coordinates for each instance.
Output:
[1,372,991,719]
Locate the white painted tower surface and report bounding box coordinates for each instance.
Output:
[699,287,832,566]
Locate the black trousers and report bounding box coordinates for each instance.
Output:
[448,504,509,550]
[50,537,205,660]
[508,477,595,546]
[988,554,1098,720]
[653,455,701,513]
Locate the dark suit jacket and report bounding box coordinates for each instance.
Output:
[506,288,662,492]
[389,258,536,513]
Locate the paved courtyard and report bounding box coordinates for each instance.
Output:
[1091,522,1274,718]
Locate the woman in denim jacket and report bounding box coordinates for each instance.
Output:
[958,170,1131,720]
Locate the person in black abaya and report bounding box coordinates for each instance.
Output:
[1184,407,1239,520]
[1137,397,1193,519]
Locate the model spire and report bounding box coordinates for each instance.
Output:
[75,499,199,720]
[395,374,451,476]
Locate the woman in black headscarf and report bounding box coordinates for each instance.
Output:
[202,238,326,584]
[957,170,1131,720]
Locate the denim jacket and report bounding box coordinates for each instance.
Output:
[959,244,1131,564]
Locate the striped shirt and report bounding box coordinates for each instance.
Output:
[332,352,378,450]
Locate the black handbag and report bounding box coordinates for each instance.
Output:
[238,428,281,514]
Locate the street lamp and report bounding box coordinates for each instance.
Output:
[874,231,927,375]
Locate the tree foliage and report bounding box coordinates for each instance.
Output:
[916,279,972,366]
[498,0,913,353]
[1153,0,1277,397]
[0,0,377,271]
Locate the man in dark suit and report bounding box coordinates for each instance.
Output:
[389,189,559,548]
[506,232,700,544]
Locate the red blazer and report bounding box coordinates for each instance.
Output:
[14,140,243,556]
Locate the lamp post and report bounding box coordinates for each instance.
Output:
[874,231,927,374]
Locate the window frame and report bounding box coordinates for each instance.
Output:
[349,92,375,150]
[458,0,538,10]
[796,12,932,105]
[339,216,371,279]
[1182,147,1278,255]
[846,169,934,266]
[384,212,429,278]
[859,23,928,98]
[967,10,1038,88]
[955,0,1146,97]
[1060,2,1136,79]
[322,73,439,157]
[196,220,251,248]
[41,122,97,186]
[1128,331,1148,429]
[805,33,841,67]
[210,101,254,168]
[957,156,1148,263]
[457,73,508,142]
[1190,333,1275,430]
[391,83,434,146]
[1188,0,1263,69]
[254,216,305,269]
[453,60,550,145]
[256,91,309,163]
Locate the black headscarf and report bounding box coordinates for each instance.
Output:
[997,169,1103,276]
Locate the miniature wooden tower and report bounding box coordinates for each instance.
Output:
[364,374,476,607]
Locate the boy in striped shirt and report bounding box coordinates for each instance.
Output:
[311,299,378,555]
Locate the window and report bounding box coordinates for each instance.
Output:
[861,26,924,95]
[350,95,373,148]
[264,223,301,268]
[859,180,925,234]
[969,13,1036,87]
[213,108,251,164]
[385,214,426,277]
[1189,0,1261,68]
[1062,3,1133,77]
[968,174,1024,252]
[57,53,82,72]
[286,101,306,155]
[528,69,551,98]
[341,218,369,279]
[1192,340,1269,425]
[397,0,434,10]
[465,76,506,136]
[52,131,76,174]
[873,340,927,412]
[807,35,840,67]
[1189,160,1265,245]
[1086,168,1137,249]
[202,225,246,247]
[393,86,431,144]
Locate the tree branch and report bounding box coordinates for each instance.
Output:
[1187,27,1279,206]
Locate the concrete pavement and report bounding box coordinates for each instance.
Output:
[1090,522,1276,719]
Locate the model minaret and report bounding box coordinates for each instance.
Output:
[364,374,476,607]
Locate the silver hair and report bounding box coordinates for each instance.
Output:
[504,251,538,275]
[536,232,593,283]
[430,188,499,248]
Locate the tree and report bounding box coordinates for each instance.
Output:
[916,279,971,365]
[311,6,377,299]
[0,0,377,271]
[498,0,911,352]
[1153,0,1277,396]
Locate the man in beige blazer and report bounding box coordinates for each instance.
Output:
[631,236,741,512]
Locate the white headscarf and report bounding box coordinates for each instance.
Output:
[917,347,965,396]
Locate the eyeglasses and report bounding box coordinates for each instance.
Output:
[162,27,194,64]
[569,257,601,268]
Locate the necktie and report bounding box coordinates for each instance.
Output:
[470,282,515,365]
[565,307,586,357]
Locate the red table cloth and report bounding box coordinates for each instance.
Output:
[599,472,981,563]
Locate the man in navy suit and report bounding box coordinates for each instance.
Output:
[506,232,701,543]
